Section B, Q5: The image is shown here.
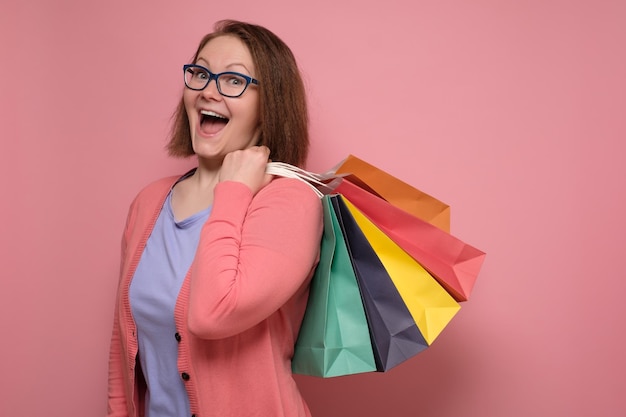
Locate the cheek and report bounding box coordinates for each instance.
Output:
[247,111,261,128]
[229,102,259,132]
[183,92,194,114]
[183,95,198,129]
[242,98,261,127]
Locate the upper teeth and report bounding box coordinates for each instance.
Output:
[201,110,227,119]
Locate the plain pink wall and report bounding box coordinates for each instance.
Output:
[1,0,625,416]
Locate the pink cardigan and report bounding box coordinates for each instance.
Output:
[107,175,323,417]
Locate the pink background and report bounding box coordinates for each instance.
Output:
[1,0,625,416]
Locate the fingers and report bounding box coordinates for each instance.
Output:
[219,146,273,195]
[249,145,270,157]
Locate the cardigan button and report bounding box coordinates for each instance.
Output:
[181,372,190,381]
[175,332,182,342]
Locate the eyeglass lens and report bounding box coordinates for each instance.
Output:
[184,66,249,97]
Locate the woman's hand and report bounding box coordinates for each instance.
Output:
[218,146,273,195]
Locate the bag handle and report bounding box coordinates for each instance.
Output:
[265,162,345,198]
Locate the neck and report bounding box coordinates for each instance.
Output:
[189,166,219,191]
[192,155,225,186]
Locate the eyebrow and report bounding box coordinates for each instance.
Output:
[196,58,253,74]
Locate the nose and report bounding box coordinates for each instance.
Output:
[201,77,222,100]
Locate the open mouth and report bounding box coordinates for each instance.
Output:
[199,110,229,135]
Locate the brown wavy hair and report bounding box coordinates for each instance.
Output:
[167,20,309,166]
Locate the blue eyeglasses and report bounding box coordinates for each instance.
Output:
[183,64,259,98]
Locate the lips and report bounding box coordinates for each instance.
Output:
[199,109,229,136]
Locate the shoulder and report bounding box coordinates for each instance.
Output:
[243,178,323,242]
[259,177,322,207]
[125,175,180,223]
[120,175,180,243]
[132,176,179,204]
[250,178,324,229]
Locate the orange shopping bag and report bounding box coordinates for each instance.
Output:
[333,155,451,232]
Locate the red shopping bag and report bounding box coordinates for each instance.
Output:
[334,179,485,302]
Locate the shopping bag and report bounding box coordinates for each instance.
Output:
[330,195,429,371]
[340,196,461,344]
[334,179,485,302]
[291,196,377,377]
[333,155,451,232]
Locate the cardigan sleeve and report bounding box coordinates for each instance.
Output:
[187,177,323,339]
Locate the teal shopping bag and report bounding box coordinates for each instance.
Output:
[331,195,429,371]
[292,196,376,377]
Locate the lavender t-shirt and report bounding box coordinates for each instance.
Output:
[129,190,211,417]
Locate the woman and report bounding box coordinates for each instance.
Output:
[107,20,323,417]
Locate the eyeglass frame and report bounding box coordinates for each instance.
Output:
[183,64,259,98]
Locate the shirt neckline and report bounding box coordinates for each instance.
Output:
[167,168,211,228]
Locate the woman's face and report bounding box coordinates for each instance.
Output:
[184,35,260,162]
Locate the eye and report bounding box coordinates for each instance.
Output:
[222,74,246,86]
[186,67,207,79]
[194,69,209,80]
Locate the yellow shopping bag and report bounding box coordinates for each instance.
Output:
[342,197,460,345]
